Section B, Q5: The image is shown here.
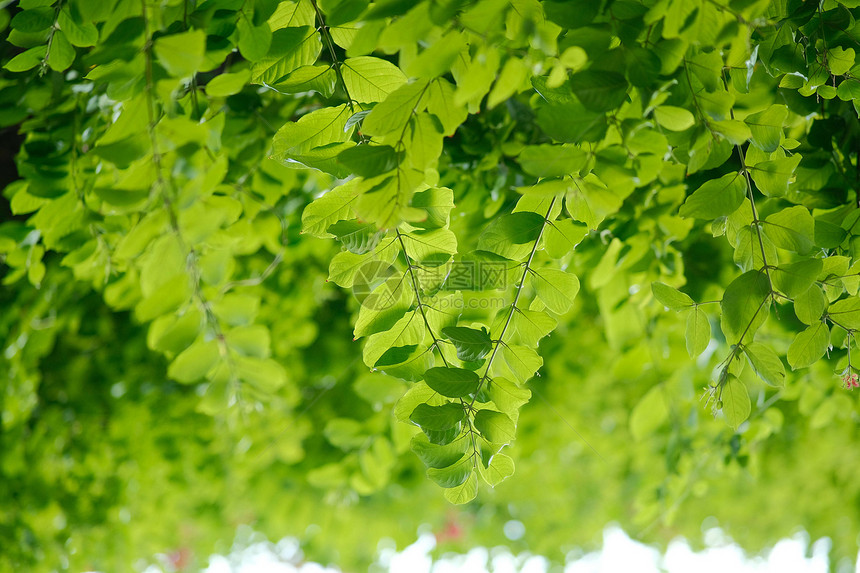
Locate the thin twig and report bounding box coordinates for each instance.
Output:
[471,197,557,406]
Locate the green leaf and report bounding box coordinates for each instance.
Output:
[686,308,710,358]
[532,269,580,314]
[679,172,747,219]
[394,381,439,422]
[518,145,588,177]
[422,425,462,446]
[353,275,411,338]
[149,310,202,354]
[136,274,191,322]
[837,79,860,101]
[814,218,847,249]
[477,212,545,260]
[536,101,607,143]
[326,220,381,254]
[688,51,722,91]
[363,311,424,367]
[565,174,621,229]
[11,7,53,33]
[354,374,405,405]
[423,367,481,398]
[501,344,543,383]
[301,178,361,237]
[787,322,829,370]
[406,30,467,78]
[721,375,750,430]
[441,327,492,362]
[793,286,827,325]
[544,219,588,258]
[354,170,426,229]
[542,0,599,28]
[744,105,787,152]
[411,187,454,229]
[569,70,629,112]
[410,432,468,469]
[750,155,801,197]
[337,144,399,177]
[4,46,47,73]
[235,356,288,392]
[410,402,466,431]
[154,30,206,77]
[654,105,695,131]
[487,57,528,108]
[272,104,354,176]
[827,297,860,330]
[211,293,260,327]
[377,347,430,381]
[406,113,444,171]
[58,8,98,47]
[743,342,785,387]
[237,19,272,61]
[480,453,515,487]
[427,453,472,488]
[402,228,457,260]
[226,325,271,359]
[47,30,75,72]
[488,377,530,423]
[720,270,770,344]
[362,80,429,136]
[512,308,557,347]
[625,46,662,88]
[324,418,366,449]
[517,179,570,197]
[274,103,353,153]
[206,70,252,97]
[167,340,219,384]
[828,46,855,76]
[816,85,837,99]
[773,259,823,298]
[651,282,694,310]
[473,409,516,444]
[443,471,478,503]
[711,120,752,145]
[342,56,407,103]
[629,384,669,441]
[270,64,337,97]
[427,78,467,136]
[251,26,321,84]
[321,0,368,26]
[762,206,814,253]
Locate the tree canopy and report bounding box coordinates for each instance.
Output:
[3,0,860,571]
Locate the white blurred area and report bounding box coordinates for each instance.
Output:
[191,525,853,573]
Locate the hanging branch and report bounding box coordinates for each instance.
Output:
[140,0,240,399]
[396,229,483,472]
[310,0,355,113]
[471,197,557,406]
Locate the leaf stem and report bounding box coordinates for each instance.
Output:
[725,88,775,299]
[39,0,63,76]
[310,0,355,113]
[471,197,557,406]
[396,229,483,470]
[395,229,450,367]
[141,0,239,398]
[682,60,716,141]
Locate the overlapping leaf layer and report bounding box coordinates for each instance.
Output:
[4,0,860,571]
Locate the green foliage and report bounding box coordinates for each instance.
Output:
[4,0,860,571]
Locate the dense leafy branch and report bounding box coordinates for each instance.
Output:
[6,0,860,570]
